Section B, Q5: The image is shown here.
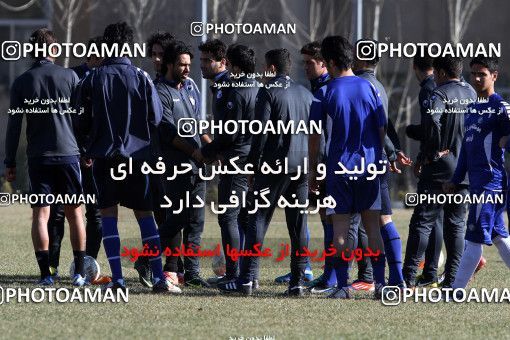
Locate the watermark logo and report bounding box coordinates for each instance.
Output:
[1,41,21,60]
[404,192,503,207]
[381,287,510,305]
[1,42,146,61]
[356,40,501,60]
[190,22,296,37]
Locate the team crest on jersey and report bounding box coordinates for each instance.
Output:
[422,99,428,108]
[217,90,222,99]
[478,117,483,124]
[227,101,233,109]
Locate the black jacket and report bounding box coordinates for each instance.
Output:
[247,75,314,173]
[420,79,476,185]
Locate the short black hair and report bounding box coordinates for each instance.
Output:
[198,39,226,61]
[355,39,379,65]
[265,48,291,75]
[226,44,256,73]
[433,56,463,79]
[300,41,323,61]
[86,36,102,60]
[147,31,175,54]
[470,56,499,73]
[162,40,193,75]
[413,55,434,72]
[29,28,56,58]
[103,22,134,47]
[321,35,353,70]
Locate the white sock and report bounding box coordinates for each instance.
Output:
[493,235,510,269]
[452,240,483,289]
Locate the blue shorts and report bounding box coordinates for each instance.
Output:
[92,158,153,211]
[28,161,82,207]
[465,190,508,245]
[326,176,381,215]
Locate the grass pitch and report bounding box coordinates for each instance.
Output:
[1,205,510,339]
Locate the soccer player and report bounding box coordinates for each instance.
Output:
[75,22,178,293]
[193,44,260,287]
[308,36,387,299]
[403,56,476,288]
[218,48,314,296]
[444,56,510,290]
[46,36,110,285]
[352,40,411,293]
[156,40,211,288]
[4,28,87,286]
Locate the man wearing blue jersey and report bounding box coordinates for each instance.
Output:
[46,36,109,284]
[309,36,387,299]
[352,40,412,294]
[444,57,510,289]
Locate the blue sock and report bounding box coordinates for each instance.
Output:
[305,225,312,271]
[372,253,386,285]
[101,217,123,281]
[138,216,164,282]
[381,222,404,285]
[333,256,349,288]
[322,221,336,287]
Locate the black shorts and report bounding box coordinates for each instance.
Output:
[28,161,82,207]
[92,158,153,211]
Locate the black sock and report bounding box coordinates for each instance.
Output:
[35,251,51,279]
[73,250,86,276]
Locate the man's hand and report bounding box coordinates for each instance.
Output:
[443,181,456,194]
[397,151,413,167]
[192,149,205,164]
[308,171,321,194]
[5,167,16,182]
[80,157,93,168]
[389,161,402,174]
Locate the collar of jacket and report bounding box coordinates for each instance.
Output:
[102,57,131,66]
[420,74,434,88]
[310,72,330,90]
[32,58,53,67]
[354,69,375,77]
[213,70,229,82]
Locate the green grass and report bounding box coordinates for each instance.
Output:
[1,205,510,339]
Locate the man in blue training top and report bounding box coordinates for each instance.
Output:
[46,36,108,284]
[75,22,177,293]
[444,57,510,290]
[309,36,387,299]
[4,28,87,286]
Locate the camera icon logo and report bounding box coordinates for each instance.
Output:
[190,22,205,37]
[381,286,401,306]
[178,118,197,138]
[405,193,419,207]
[0,193,11,207]
[356,40,377,61]
[2,41,21,61]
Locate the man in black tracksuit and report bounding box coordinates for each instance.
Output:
[405,55,444,286]
[403,56,476,287]
[194,44,259,284]
[218,49,314,296]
